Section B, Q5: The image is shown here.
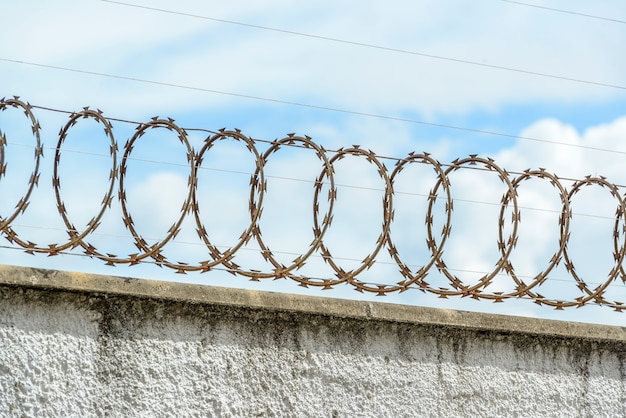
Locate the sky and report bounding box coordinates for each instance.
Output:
[1,0,625,326]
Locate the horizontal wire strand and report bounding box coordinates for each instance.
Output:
[498,0,626,24]
[16,103,626,175]
[99,0,626,90]
[0,67,624,158]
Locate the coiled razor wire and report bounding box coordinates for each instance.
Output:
[1,96,625,311]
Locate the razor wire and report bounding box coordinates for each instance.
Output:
[1,96,625,311]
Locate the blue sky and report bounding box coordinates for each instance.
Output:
[1,0,625,325]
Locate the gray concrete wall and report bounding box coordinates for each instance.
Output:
[0,265,625,417]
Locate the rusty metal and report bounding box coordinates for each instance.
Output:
[1,97,625,312]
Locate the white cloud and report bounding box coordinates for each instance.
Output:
[497,116,626,182]
[1,0,624,117]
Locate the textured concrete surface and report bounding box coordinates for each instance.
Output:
[0,265,625,417]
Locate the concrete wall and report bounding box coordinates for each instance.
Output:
[0,265,625,417]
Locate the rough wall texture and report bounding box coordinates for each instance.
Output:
[0,266,625,417]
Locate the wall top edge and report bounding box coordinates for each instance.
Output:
[0,264,624,342]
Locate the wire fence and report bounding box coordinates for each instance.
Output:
[1,96,625,311]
